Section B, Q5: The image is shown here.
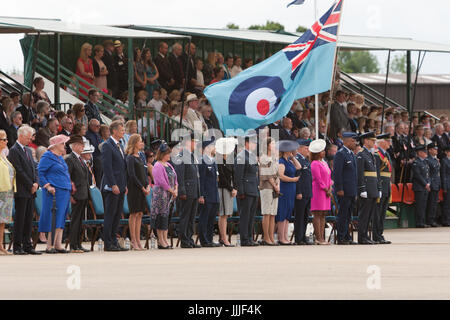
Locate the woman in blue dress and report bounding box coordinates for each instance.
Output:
[142,48,159,101]
[38,135,72,254]
[276,147,301,245]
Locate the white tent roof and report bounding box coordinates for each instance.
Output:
[0,17,187,39]
[126,25,450,53]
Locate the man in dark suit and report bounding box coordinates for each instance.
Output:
[16,93,36,125]
[374,134,393,244]
[58,116,73,136]
[235,134,260,246]
[85,89,104,125]
[7,125,41,255]
[432,123,448,160]
[198,139,220,247]
[392,122,409,183]
[425,143,441,227]
[329,90,349,140]
[102,40,119,98]
[8,111,22,148]
[333,132,358,245]
[294,139,313,245]
[356,131,381,244]
[169,43,185,91]
[113,40,128,97]
[101,120,128,251]
[279,117,296,141]
[412,145,431,228]
[154,42,175,91]
[65,135,91,253]
[174,133,202,248]
[441,146,450,226]
[85,119,103,186]
[181,42,197,92]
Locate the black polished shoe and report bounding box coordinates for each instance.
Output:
[45,248,58,254]
[56,248,69,254]
[379,239,392,244]
[192,244,202,248]
[430,223,440,227]
[201,243,215,247]
[105,246,121,252]
[25,249,42,255]
[157,245,171,249]
[211,242,221,247]
[241,241,253,247]
[358,239,375,245]
[347,241,358,245]
[13,249,28,255]
[180,243,193,248]
[278,241,292,246]
[78,246,90,253]
[337,240,350,245]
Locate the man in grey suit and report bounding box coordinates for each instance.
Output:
[174,133,202,248]
[65,135,91,253]
[329,90,349,140]
[235,134,260,246]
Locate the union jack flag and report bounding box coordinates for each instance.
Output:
[283,0,343,80]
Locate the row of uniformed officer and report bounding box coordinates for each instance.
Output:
[441,146,450,226]
[412,145,431,228]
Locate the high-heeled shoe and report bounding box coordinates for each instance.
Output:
[157,245,171,249]
[219,239,235,247]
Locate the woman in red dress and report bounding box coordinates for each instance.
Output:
[76,43,94,101]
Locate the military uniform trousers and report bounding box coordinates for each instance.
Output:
[238,195,258,244]
[414,191,429,226]
[337,196,355,242]
[178,198,199,246]
[198,202,219,245]
[374,197,389,241]
[443,192,450,225]
[358,197,378,242]
[69,199,88,249]
[294,198,310,243]
[426,190,439,225]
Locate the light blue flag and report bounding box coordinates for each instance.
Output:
[204,0,343,136]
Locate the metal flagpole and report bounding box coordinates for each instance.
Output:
[380,50,391,132]
[314,0,320,140]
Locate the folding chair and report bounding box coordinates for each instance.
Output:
[84,186,105,251]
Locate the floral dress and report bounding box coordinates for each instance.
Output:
[0,156,14,224]
[150,164,176,219]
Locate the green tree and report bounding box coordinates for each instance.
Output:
[296,25,307,33]
[248,21,285,31]
[226,23,239,29]
[338,51,380,73]
[389,53,416,74]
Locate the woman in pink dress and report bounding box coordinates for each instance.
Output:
[309,139,333,245]
[76,43,94,101]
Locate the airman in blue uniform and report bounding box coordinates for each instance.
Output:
[441,146,450,226]
[425,143,441,227]
[412,145,431,228]
[333,132,358,245]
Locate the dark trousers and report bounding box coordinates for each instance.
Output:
[294,198,310,243]
[238,195,258,244]
[358,197,377,242]
[374,196,389,241]
[69,199,88,249]
[13,197,34,252]
[414,190,429,226]
[103,191,125,249]
[337,196,355,242]
[178,198,198,246]
[442,191,450,225]
[426,190,439,225]
[93,157,102,187]
[198,202,219,245]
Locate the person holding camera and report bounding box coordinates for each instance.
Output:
[259,138,279,246]
[276,140,301,245]
[309,139,332,245]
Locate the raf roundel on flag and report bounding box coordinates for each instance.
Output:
[204,0,343,136]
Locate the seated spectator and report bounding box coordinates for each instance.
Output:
[357,116,366,134]
[32,77,52,105]
[76,43,94,100]
[347,103,358,132]
[35,118,59,147]
[8,111,22,148]
[59,116,73,136]
[123,120,138,147]
[17,92,36,125]
[55,111,66,133]
[92,44,108,92]
[193,57,205,92]
[210,67,224,85]
[135,90,148,109]
[33,101,50,131]
[299,127,311,140]
[115,90,129,114]
[168,89,181,103]
[73,123,87,137]
[142,48,159,100]
[230,55,243,78]
[72,103,88,126]
[243,58,253,70]
[10,92,21,111]
[99,124,110,142]
[222,55,233,80]
[147,89,163,120]
[184,94,207,132]
[0,98,13,137]
[413,125,426,148]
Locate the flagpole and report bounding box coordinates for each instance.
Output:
[326,0,344,139]
[314,0,320,140]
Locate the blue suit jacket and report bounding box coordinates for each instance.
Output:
[101,137,127,193]
[333,146,358,197]
[295,153,312,198]
[199,158,220,204]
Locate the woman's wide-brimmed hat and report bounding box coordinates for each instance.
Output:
[277,140,299,152]
[308,139,326,153]
[215,137,238,155]
[48,134,70,150]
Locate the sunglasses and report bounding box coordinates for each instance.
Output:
[0,138,7,141]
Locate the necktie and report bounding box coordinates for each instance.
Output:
[117,142,124,158]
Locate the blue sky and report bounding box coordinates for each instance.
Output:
[1,0,449,74]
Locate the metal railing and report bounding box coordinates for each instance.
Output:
[0,69,32,96]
